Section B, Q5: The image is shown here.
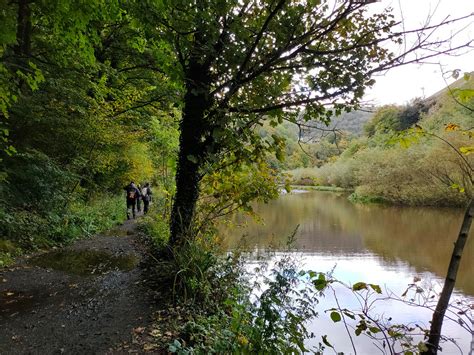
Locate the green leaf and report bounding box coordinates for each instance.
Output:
[417,342,429,352]
[212,127,225,140]
[313,273,327,291]
[369,284,382,294]
[343,311,355,320]
[369,326,381,333]
[322,335,334,348]
[352,282,368,291]
[457,89,474,102]
[330,311,341,322]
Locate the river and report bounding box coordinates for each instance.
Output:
[222,190,473,354]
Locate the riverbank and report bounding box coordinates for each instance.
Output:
[289,185,352,193]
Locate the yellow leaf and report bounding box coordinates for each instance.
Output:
[459,146,473,155]
[445,123,460,132]
[237,335,249,346]
[143,343,158,351]
[149,329,161,337]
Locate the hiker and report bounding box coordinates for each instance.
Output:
[124,181,141,219]
[136,183,143,212]
[141,182,153,214]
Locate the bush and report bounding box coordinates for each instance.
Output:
[139,215,170,249]
[312,129,471,206]
[0,195,125,252]
[164,249,319,354]
[316,157,359,188]
[146,227,319,354]
[285,167,319,186]
[57,194,125,241]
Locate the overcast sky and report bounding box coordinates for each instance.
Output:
[362,0,474,105]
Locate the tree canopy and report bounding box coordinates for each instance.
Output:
[1,0,472,246]
[138,0,471,244]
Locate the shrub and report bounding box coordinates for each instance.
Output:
[285,167,319,185]
[316,157,359,188]
[139,215,170,248]
[163,247,319,354]
[0,195,125,252]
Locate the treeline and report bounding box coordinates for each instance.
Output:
[261,111,370,173]
[0,2,179,259]
[286,76,474,206]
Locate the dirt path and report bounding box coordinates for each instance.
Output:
[0,218,161,354]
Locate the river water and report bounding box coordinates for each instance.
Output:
[222,190,473,354]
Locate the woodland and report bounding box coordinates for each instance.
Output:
[0,0,473,354]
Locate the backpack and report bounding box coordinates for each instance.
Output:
[127,189,136,199]
[142,187,149,201]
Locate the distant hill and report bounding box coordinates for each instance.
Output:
[301,109,374,139]
[326,109,375,135]
[298,72,473,141]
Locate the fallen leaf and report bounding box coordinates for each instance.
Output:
[149,329,161,337]
[143,344,158,351]
[133,327,145,334]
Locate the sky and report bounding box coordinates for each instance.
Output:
[362,0,474,105]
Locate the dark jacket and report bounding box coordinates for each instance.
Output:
[124,184,141,201]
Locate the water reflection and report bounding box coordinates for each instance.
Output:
[28,250,139,276]
[222,191,473,295]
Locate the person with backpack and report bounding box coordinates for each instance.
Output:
[141,182,153,214]
[124,181,141,219]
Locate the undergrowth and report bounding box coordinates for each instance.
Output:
[0,194,125,266]
[138,217,322,354]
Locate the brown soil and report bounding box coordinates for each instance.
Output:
[0,219,165,354]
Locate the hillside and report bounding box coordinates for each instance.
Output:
[286,73,474,206]
[300,109,374,141]
[428,71,474,101]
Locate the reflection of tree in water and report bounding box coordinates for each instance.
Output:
[357,206,473,295]
[223,191,473,295]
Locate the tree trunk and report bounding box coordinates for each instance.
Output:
[15,0,31,57]
[422,198,474,354]
[169,60,211,246]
